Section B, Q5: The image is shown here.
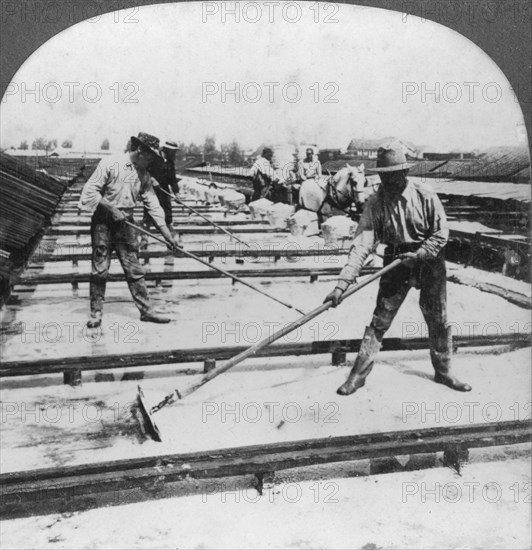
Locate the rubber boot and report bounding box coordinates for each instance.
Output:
[128,278,171,323]
[87,311,102,329]
[87,276,106,328]
[337,326,382,396]
[431,326,472,392]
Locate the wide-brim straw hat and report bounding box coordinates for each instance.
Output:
[367,145,416,172]
[162,140,179,150]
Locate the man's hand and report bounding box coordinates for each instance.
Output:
[324,287,344,307]
[159,225,177,248]
[398,252,418,268]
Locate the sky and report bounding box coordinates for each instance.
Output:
[0,1,527,153]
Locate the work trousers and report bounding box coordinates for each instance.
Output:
[90,205,151,315]
[369,245,451,373]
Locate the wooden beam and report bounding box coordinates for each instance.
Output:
[1,332,529,378]
[31,246,351,263]
[16,266,360,285]
[1,420,529,518]
[48,226,286,236]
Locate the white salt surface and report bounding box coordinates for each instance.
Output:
[1,457,529,549]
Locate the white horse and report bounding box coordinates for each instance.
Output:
[299,163,375,221]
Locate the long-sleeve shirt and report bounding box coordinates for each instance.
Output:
[298,158,322,180]
[336,179,449,291]
[250,156,278,182]
[78,153,166,228]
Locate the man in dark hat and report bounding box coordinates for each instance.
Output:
[325,143,471,395]
[78,132,178,328]
[143,140,180,234]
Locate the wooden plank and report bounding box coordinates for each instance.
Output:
[1,420,529,518]
[47,226,286,236]
[52,218,268,227]
[31,246,351,263]
[448,272,531,309]
[2,332,529,377]
[16,266,357,285]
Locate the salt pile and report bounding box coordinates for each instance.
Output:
[222,190,246,211]
[267,203,295,229]
[321,215,357,246]
[287,209,320,236]
[249,198,273,220]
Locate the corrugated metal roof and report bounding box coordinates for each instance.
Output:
[415,177,531,203]
[0,152,70,305]
[448,148,530,181]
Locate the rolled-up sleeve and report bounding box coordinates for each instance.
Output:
[336,199,378,291]
[78,159,108,212]
[417,192,449,260]
[141,186,167,229]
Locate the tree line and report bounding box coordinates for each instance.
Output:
[13,135,246,164]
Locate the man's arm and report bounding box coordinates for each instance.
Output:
[168,164,179,194]
[417,191,449,260]
[141,185,174,243]
[297,160,306,181]
[335,201,377,291]
[78,159,109,212]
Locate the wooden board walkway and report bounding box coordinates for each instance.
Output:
[1,419,529,519]
[1,332,529,379]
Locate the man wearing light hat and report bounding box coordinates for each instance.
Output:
[325,143,471,395]
[79,132,179,328]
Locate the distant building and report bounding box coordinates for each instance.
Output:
[318,148,342,164]
[347,137,421,160]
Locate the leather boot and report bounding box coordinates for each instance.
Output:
[140,310,171,323]
[127,278,171,323]
[337,326,382,396]
[431,326,472,392]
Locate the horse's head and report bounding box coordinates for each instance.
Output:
[329,163,367,208]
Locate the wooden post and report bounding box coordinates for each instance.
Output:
[332,348,347,366]
[204,358,216,373]
[64,368,82,386]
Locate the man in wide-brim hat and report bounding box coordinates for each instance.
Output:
[325,143,471,394]
[78,132,179,328]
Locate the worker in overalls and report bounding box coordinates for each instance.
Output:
[325,144,471,395]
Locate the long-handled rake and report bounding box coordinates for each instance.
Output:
[157,186,250,247]
[127,220,306,315]
[137,258,403,441]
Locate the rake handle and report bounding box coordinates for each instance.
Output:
[178,258,403,399]
[158,187,249,247]
[125,220,306,315]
